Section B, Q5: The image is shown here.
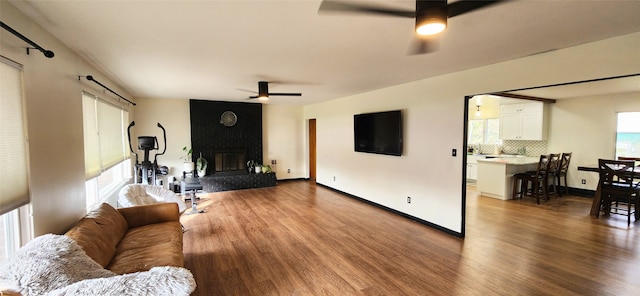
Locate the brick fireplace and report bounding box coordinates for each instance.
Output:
[189,100,263,176]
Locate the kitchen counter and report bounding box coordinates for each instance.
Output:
[477,156,540,164]
[476,156,539,200]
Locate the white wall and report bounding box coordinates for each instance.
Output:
[264,104,306,179]
[304,32,640,234]
[128,97,191,185]
[547,92,640,191]
[1,1,132,236]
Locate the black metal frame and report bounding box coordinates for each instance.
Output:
[80,75,136,106]
[0,21,55,58]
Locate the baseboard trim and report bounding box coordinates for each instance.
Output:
[316,182,463,238]
[568,187,595,198]
[276,178,307,182]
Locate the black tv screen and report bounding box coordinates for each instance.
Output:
[354,110,403,156]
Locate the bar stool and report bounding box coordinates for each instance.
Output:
[512,154,550,204]
[555,152,572,196]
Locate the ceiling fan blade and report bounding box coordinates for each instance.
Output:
[268,93,302,97]
[236,88,258,94]
[318,0,414,18]
[408,37,438,55]
[447,0,508,18]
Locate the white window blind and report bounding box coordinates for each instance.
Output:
[82,92,129,180]
[0,57,30,216]
[82,94,100,179]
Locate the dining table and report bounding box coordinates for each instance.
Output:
[577,163,640,216]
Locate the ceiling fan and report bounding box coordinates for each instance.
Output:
[247,81,302,101]
[318,0,510,54]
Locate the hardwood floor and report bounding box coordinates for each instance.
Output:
[181,181,640,295]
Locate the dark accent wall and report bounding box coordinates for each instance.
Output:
[189,99,262,175]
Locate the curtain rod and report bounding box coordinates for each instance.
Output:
[79,75,136,106]
[0,21,54,58]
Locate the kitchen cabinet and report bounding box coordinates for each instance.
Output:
[499,102,547,140]
[466,155,485,180]
[467,163,478,180]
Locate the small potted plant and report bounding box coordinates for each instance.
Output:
[196,152,208,177]
[181,146,194,172]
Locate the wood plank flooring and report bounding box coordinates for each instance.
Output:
[181,181,640,296]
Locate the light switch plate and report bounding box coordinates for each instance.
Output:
[452,149,457,157]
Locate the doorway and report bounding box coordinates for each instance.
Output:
[308,119,316,181]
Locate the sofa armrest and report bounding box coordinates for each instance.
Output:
[1,289,22,296]
[117,203,180,229]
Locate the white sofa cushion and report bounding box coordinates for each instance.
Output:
[118,184,187,213]
[44,266,196,296]
[0,234,115,296]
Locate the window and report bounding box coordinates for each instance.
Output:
[468,118,501,145]
[0,56,32,262]
[82,92,130,211]
[616,112,640,159]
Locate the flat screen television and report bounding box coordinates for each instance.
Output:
[354,110,403,156]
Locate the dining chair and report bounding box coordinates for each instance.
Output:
[555,152,572,196]
[512,154,550,204]
[544,153,561,199]
[596,159,640,225]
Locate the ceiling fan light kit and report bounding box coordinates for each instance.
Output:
[258,81,269,100]
[247,81,302,101]
[415,3,447,36]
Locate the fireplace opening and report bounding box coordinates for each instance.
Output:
[213,150,246,174]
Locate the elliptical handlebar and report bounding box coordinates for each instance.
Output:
[127,121,139,164]
[154,122,167,165]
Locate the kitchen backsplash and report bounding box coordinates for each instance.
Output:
[475,140,547,157]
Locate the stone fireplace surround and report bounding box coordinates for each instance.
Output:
[189,100,275,192]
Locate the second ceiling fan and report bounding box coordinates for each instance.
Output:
[248,81,302,101]
[318,0,510,54]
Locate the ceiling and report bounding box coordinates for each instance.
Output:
[8,0,640,105]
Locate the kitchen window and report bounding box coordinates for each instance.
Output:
[616,112,640,159]
[468,118,501,145]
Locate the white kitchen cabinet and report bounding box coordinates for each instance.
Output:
[499,102,547,140]
[466,155,483,180]
[467,163,478,180]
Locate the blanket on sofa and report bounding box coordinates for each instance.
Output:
[0,234,196,296]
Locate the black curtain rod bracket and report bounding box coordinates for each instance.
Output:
[79,75,136,106]
[0,21,54,58]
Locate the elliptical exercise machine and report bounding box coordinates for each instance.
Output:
[127,121,167,185]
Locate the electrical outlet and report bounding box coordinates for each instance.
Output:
[407,196,411,203]
[333,176,336,181]
[287,168,291,173]
[581,179,586,185]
